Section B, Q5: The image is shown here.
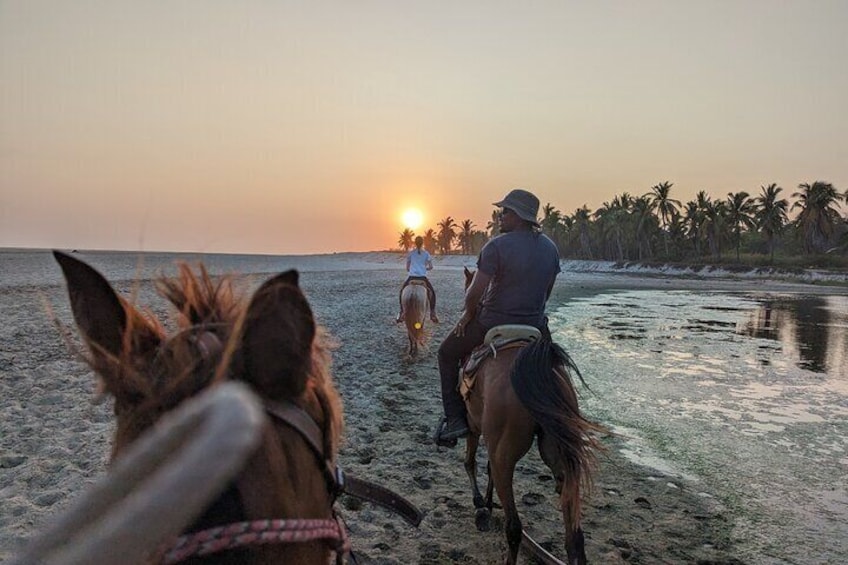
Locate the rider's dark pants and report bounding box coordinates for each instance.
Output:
[437,317,487,420]
[399,276,436,313]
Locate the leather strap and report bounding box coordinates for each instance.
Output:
[342,474,423,527]
[263,399,423,527]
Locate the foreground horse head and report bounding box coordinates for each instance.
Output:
[53,251,344,564]
[401,282,429,356]
[460,268,605,565]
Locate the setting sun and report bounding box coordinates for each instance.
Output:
[401,208,424,230]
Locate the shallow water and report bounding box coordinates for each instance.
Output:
[550,290,848,564]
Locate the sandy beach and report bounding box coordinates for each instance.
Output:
[2,250,846,564]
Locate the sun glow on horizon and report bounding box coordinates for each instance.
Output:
[401,208,424,230]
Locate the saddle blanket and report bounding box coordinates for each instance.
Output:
[459,325,541,401]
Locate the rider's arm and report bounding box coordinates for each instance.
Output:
[464,270,490,315]
[456,269,491,336]
[546,278,555,300]
[405,256,411,273]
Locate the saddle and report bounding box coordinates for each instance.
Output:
[459,324,542,401]
[407,280,427,286]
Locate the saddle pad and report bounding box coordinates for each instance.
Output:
[483,324,541,345]
[459,338,532,401]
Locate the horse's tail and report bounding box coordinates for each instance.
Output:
[510,336,604,528]
[402,285,428,337]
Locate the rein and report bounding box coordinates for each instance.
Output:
[161,396,422,564]
[162,517,349,565]
[158,398,348,564]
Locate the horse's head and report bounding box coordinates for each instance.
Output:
[54,251,344,561]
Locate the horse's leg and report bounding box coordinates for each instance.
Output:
[408,331,416,356]
[487,409,536,565]
[489,449,522,565]
[558,480,587,565]
[539,432,587,565]
[484,460,495,509]
[464,432,490,531]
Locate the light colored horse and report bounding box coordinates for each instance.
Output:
[401,281,429,356]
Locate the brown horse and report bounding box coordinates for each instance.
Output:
[50,251,346,564]
[401,281,429,356]
[461,268,604,565]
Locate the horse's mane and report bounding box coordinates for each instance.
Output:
[72,263,343,456]
[157,263,344,456]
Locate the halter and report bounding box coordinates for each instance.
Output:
[150,328,349,563]
[157,329,421,564]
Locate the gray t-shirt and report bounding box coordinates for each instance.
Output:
[476,230,561,329]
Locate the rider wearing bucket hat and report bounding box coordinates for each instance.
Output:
[435,188,561,446]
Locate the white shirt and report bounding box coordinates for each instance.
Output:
[407,248,432,277]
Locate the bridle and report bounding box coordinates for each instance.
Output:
[159,398,351,564]
[157,329,421,564]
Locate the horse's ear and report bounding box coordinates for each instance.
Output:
[256,269,299,292]
[54,250,127,357]
[240,269,314,399]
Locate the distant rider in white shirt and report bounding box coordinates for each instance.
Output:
[397,236,439,323]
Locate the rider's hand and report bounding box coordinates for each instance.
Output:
[455,311,472,337]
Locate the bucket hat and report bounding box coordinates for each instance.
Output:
[493,188,540,226]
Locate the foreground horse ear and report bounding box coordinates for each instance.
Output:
[54,250,127,357]
[256,269,299,291]
[240,269,314,399]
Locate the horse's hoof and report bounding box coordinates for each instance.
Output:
[475,508,491,531]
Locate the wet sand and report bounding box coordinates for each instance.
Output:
[2,252,844,563]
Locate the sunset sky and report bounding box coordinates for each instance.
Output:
[2,1,846,255]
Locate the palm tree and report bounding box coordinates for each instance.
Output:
[398,228,415,252]
[423,229,437,255]
[593,202,626,260]
[725,192,756,261]
[573,206,593,259]
[436,216,457,255]
[457,219,475,254]
[754,183,788,262]
[791,181,842,253]
[682,200,703,257]
[541,203,566,252]
[647,181,681,258]
[631,195,657,260]
[486,209,501,238]
[703,198,727,260]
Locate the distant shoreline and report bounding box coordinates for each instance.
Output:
[2,247,846,287]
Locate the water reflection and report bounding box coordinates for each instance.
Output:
[550,289,848,563]
[737,296,848,375]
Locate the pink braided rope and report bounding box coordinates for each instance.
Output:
[161,517,349,564]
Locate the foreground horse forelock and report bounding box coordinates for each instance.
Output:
[53,251,345,564]
[460,267,606,565]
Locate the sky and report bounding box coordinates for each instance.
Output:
[2,1,847,255]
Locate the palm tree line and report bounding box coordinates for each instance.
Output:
[397,216,490,256]
[397,181,848,265]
